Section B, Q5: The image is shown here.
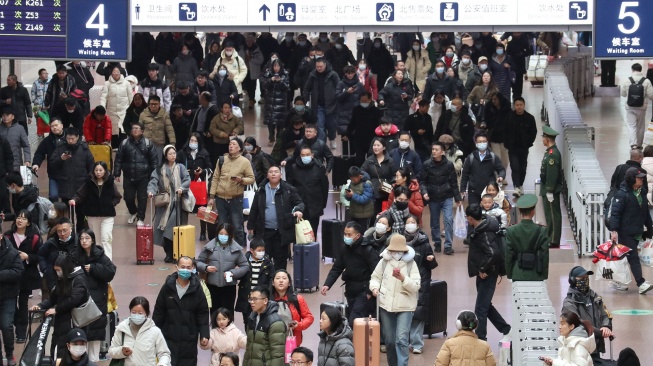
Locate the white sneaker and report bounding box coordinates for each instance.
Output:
[127,214,137,224]
[609,281,629,291]
[639,281,653,294]
[500,330,511,343]
[380,345,386,353]
[412,348,422,354]
[136,220,145,226]
[331,141,337,150]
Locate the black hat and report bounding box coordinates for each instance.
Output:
[1,106,14,115]
[569,266,594,278]
[66,328,87,343]
[626,167,646,179]
[232,137,244,152]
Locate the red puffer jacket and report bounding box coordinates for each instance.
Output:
[386,179,425,220]
[274,293,314,346]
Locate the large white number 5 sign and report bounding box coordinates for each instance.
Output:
[86,4,108,36]
[618,1,640,34]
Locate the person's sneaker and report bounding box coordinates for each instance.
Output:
[413,348,422,354]
[164,256,174,264]
[440,230,445,237]
[444,248,454,255]
[199,233,207,241]
[16,338,26,344]
[127,213,137,224]
[609,281,629,291]
[380,345,386,353]
[331,141,337,149]
[136,220,145,226]
[434,245,441,253]
[7,356,16,366]
[500,329,512,343]
[639,281,653,294]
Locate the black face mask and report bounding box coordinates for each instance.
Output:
[66,143,77,151]
[395,201,409,211]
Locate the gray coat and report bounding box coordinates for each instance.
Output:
[172,52,199,88]
[0,122,30,170]
[196,239,250,288]
[147,163,190,244]
[317,321,355,366]
[246,46,265,80]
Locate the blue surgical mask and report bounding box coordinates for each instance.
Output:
[343,236,354,245]
[479,64,488,72]
[436,67,445,74]
[450,105,458,113]
[298,41,307,47]
[189,143,198,150]
[358,64,367,71]
[130,314,147,325]
[360,102,370,108]
[496,49,504,55]
[301,156,312,165]
[294,105,305,112]
[218,70,227,77]
[178,269,192,279]
[476,142,488,151]
[446,52,454,58]
[218,235,229,244]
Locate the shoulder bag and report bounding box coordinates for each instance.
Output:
[71,292,102,328]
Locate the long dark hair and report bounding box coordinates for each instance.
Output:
[560,310,593,337]
[158,145,177,170]
[54,254,76,297]
[215,223,234,244]
[91,161,110,180]
[10,209,39,237]
[185,132,205,153]
[271,269,300,310]
[77,229,98,256]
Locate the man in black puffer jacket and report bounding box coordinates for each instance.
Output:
[466,204,510,342]
[0,231,24,366]
[38,218,77,290]
[287,145,329,237]
[460,132,506,207]
[32,118,65,201]
[49,128,94,231]
[282,124,334,173]
[153,256,210,366]
[114,122,158,225]
[609,168,653,294]
[335,66,364,137]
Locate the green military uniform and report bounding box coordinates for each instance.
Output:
[505,194,550,280]
[540,126,563,247]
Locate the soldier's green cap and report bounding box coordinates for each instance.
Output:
[516,194,538,209]
[542,125,559,137]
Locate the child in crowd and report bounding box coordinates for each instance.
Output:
[481,193,508,228]
[481,181,511,224]
[235,239,275,323]
[199,308,247,366]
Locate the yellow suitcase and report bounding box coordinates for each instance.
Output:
[173,225,196,261]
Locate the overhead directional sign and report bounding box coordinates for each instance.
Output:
[131,0,593,27]
[0,0,131,61]
[594,0,652,59]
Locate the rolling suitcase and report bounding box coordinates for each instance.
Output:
[424,280,448,338]
[321,201,345,260]
[293,242,320,292]
[320,287,348,317]
[173,197,196,261]
[89,143,112,171]
[332,141,356,187]
[136,199,155,264]
[353,316,381,366]
[99,311,118,359]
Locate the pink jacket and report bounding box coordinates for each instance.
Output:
[200,323,247,366]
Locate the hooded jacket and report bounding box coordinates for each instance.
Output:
[138,77,172,112]
[4,229,41,291]
[197,238,249,288]
[108,317,172,366]
[553,327,596,366]
[261,69,290,127]
[50,141,94,199]
[100,75,133,134]
[366,40,395,88]
[324,234,381,297]
[200,323,247,366]
[468,215,505,277]
[210,50,248,94]
[0,236,24,300]
[369,246,421,312]
[211,73,239,108]
[172,51,199,88]
[335,77,364,135]
[317,321,355,366]
[404,231,437,321]
[83,112,113,144]
[562,287,611,354]
[140,107,176,146]
[243,301,287,366]
[0,121,30,170]
[435,330,496,366]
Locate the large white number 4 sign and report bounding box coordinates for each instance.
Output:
[618,1,639,35]
[86,4,108,36]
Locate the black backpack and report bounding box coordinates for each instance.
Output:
[603,188,618,230]
[627,77,646,107]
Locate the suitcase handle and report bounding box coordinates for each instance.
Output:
[149,196,154,227]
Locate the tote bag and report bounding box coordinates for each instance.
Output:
[243,183,257,215]
[71,295,102,328]
[295,218,315,244]
[189,180,208,206]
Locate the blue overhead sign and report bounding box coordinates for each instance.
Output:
[594,0,652,59]
[0,0,130,61]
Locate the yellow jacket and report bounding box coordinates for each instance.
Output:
[435,330,496,366]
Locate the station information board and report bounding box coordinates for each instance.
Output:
[0,0,130,61]
[594,0,653,59]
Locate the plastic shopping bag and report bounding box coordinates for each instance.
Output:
[454,204,467,239]
[232,105,243,118]
[295,218,315,244]
[595,258,632,284]
[285,332,297,363]
[639,240,653,267]
[243,183,257,215]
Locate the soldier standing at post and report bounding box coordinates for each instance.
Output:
[540,125,563,248]
[505,194,550,281]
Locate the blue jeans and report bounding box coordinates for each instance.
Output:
[0,297,16,358]
[317,105,336,142]
[429,198,453,249]
[475,274,511,340]
[379,309,413,366]
[409,318,425,350]
[216,196,245,246]
[49,178,59,202]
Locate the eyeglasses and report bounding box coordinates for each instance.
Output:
[289,362,309,366]
[248,297,266,303]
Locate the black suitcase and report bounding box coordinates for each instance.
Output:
[332,141,356,187]
[424,280,448,338]
[293,242,320,292]
[99,311,119,359]
[321,201,346,260]
[320,286,349,317]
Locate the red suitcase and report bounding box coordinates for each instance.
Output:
[136,200,154,264]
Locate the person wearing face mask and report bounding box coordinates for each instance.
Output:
[378,70,415,131]
[460,132,506,208]
[401,214,436,354]
[405,99,433,162]
[465,203,511,342]
[382,186,412,233]
[153,256,210,365]
[197,223,249,314]
[362,215,394,253]
[57,328,98,366]
[369,234,421,366]
[52,97,84,132]
[386,168,424,222]
[335,65,365,142]
[176,133,212,239]
[440,45,460,70]
[488,43,515,100]
[355,60,379,100]
[404,40,431,92]
[209,41,248,102]
[423,60,457,102]
[279,117,306,160]
[209,65,239,114]
[562,266,614,364]
[325,37,357,79]
[235,239,275,323]
[341,166,375,228]
[303,58,340,147]
[344,92,383,166]
[243,137,274,185]
[260,60,290,144]
[171,45,199,94]
[456,51,476,94]
[32,254,88,359]
[242,35,264,107]
[284,96,313,129]
[314,32,332,53]
[2,171,38,225]
[434,97,475,157]
[322,221,382,325]
[287,145,329,233]
[367,38,395,92]
[388,132,423,175]
[109,296,171,366]
[356,32,373,61]
[292,47,317,96]
[465,56,489,95]
[282,123,334,174]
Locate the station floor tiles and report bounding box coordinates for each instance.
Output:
[13,65,653,364]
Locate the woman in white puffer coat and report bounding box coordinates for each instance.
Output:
[100,66,133,145]
[369,234,421,366]
[542,311,596,366]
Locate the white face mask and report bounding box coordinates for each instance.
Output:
[391,252,403,261]
[218,69,227,77]
[375,223,387,235]
[461,58,471,65]
[255,251,265,260]
[399,141,410,150]
[405,223,418,234]
[225,51,234,57]
[69,345,87,358]
[412,45,420,51]
[130,314,147,325]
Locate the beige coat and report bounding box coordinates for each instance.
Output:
[405,50,431,92]
[369,247,421,313]
[208,113,243,144]
[210,50,248,94]
[467,85,498,105]
[435,330,496,366]
[209,153,255,199]
[139,107,175,146]
[199,323,247,366]
[100,75,133,134]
